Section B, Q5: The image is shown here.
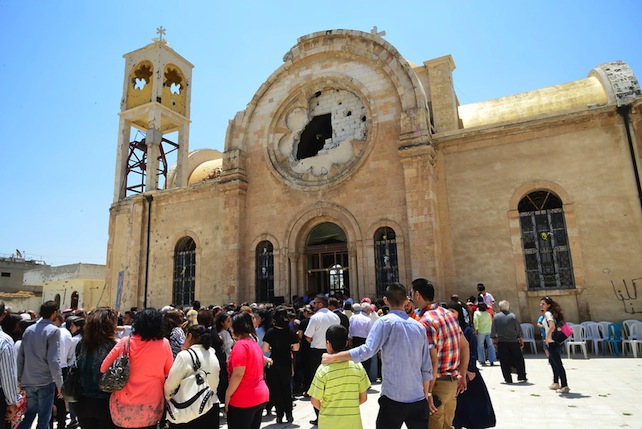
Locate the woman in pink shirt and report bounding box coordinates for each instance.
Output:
[101,308,173,429]
[225,312,270,429]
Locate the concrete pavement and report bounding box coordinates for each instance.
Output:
[220,354,642,428]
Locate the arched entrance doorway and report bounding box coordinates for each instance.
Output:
[305,222,349,296]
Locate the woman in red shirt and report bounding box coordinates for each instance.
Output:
[225,312,269,429]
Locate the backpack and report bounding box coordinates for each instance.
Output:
[166,348,216,424]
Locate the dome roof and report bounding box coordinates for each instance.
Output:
[188,157,223,184]
[167,149,223,187]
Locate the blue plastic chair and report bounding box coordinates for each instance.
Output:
[602,323,624,356]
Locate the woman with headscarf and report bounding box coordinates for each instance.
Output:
[447,302,496,429]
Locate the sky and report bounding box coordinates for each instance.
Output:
[1,1,641,267]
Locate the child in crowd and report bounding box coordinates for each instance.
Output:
[309,325,370,429]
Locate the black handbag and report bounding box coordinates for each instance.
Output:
[551,322,573,344]
[99,336,131,392]
[62,363,82,402]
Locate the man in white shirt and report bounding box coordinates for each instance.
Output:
[52,313,73,429]
[477,283,495,309]
[304,294,340,425]
[348,303,373,376]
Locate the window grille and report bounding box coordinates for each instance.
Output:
[256,241,274,303]
[374,227,399,296]
[173,237,196,306]
[518,191,575,289]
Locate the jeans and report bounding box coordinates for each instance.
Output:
[548,342,568,387]
[376,395,429,429]
[17,383,56,429]
[477,333,497,363]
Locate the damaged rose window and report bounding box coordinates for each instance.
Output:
[296,114,333,160]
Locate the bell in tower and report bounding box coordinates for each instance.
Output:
[113,27,194,201]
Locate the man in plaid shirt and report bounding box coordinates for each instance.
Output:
[412,278,469,429]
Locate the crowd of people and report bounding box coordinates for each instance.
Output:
[0,281,571,429]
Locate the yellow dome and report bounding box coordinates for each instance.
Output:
[188,158,223,184]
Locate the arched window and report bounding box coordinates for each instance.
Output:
[173,237,196,306]
[518,190,575,289]
[374,227,399,296]
[70,291,79,309]
[256,241,274,303]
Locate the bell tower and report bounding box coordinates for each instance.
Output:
[113,27,194,201]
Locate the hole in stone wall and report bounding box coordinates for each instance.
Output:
[346,111,352,116]
[361,116,367,122]
[134,78,147,90]
[296,114,333,160]
[170,82,181,95]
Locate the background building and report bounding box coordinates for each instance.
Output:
[0,252,47,311]
[26,263,106,311]
[105,30,642,323]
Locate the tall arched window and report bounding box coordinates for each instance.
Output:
[374,227,399,296]
[256,241,274,303]
[519,190,575,289]
[173,237,196,306]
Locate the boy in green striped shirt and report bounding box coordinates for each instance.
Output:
[309,325,370,428]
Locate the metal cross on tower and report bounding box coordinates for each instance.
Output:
[156,26,166,42]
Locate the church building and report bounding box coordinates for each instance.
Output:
[105,29,642,324]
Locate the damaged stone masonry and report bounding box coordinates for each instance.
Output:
[282,88,367,177]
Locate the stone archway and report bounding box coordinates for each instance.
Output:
[285,202,363,300]
[304,222,349,296]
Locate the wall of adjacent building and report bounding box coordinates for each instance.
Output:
[438,107,642,323]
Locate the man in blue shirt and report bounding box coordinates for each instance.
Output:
[322,283,433,429]
[17,301,63,429]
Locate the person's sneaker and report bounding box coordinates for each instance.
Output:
[556,386,571,394]
[549,383,560,390]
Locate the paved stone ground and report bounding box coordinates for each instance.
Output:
[220,354,642,429]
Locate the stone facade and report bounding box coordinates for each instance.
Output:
[105,30,642,324]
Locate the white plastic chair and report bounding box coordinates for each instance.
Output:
[623,322,642,358]
[581,321,604,355]
[567,324,588,359]
[520,323,537,354]
[597,322,613,342]
[623,319,640,339]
